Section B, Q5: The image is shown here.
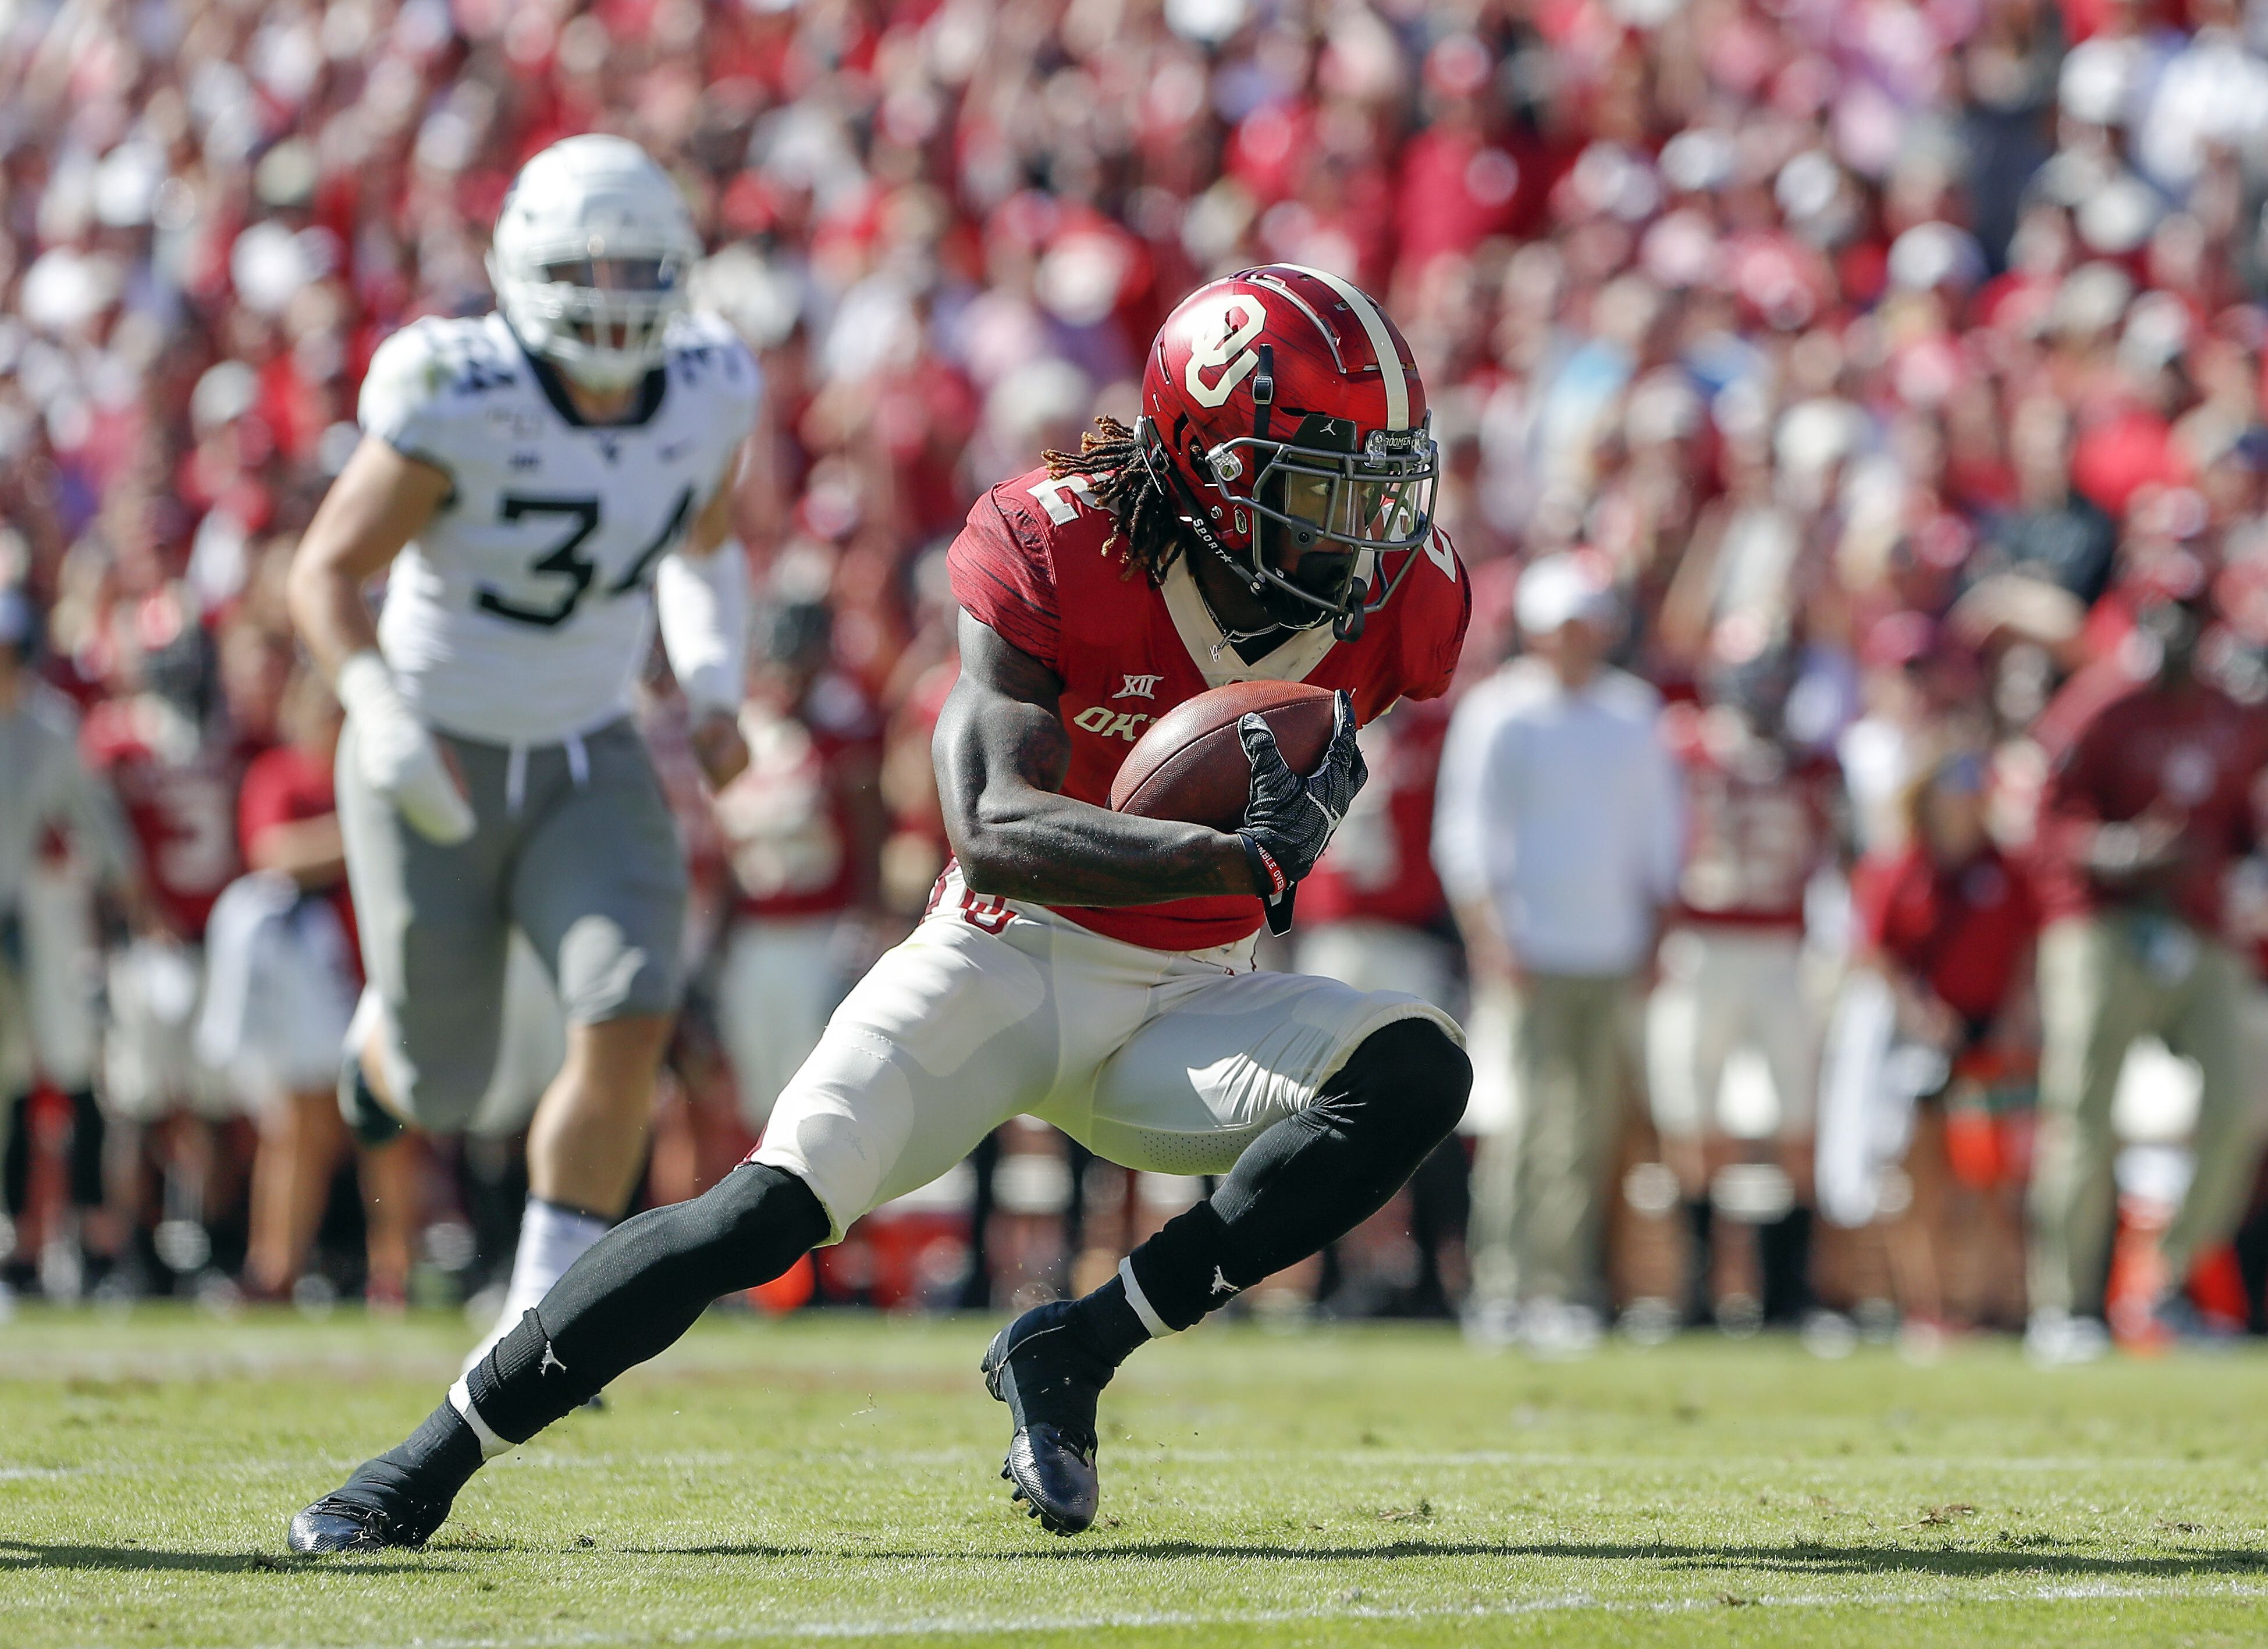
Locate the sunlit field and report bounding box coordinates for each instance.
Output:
[2,1307,2266,1646]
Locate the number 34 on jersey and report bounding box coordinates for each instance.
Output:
[356,310,760,746]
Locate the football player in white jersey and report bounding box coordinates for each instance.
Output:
[286,135,759,1370]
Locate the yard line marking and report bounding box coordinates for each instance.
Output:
[155,1578,2268,1649]
[13,1447,2247,1479]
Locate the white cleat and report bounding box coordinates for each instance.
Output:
[2024,1309,2110,1367]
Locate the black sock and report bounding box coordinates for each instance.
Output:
[1682,1198,1714,1325]
[1095,1020,1470,1352]
[66,1090,104,1211]
[1062,1274,1150,1368]
[463,1163,827,1445]
[2,1092,27,1222]
[1759,1203,1813,1324]
[337,1402,485,1541]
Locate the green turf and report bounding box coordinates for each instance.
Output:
[2,1306,2266,1646]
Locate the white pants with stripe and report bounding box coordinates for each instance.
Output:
[749,868,1463,1242]
[1645,925,1819,1139]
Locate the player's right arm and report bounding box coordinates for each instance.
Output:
[287,437,450,681]
[286,430,473,844]
[934,612,1258,908]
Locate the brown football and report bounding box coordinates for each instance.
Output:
[1110,680,1338,831]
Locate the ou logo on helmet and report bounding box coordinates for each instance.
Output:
[1183,295,1269,408]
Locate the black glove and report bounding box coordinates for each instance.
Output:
[1238,690,1368,936]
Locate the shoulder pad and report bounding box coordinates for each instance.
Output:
[358,316,520,448]
[667,312,762,411]
[995,468,1114,543]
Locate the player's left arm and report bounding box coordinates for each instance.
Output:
[659,465,752,788]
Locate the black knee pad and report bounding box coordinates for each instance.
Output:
[1328,1018,1472,1147]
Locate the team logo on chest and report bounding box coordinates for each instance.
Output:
[1071,705,1154,741]
[1114,673,1162,701]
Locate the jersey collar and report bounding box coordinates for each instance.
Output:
[517,336,669,430]
[1161,559,1339,690]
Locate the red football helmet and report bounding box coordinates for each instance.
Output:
[1139,264,1437,641]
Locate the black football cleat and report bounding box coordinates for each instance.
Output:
[287,1494,428,1554]
[981,1302,1111,1535]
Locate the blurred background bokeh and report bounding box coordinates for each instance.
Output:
[9,0,2268,1355]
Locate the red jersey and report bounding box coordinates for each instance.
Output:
[1663,704,1842,932]
[81,697,246,940]
[1855,845,2039,1026]
[239,742,360,966]
[2032,658,2268,936]
[716,676,880,921]
[947,466,1470,951]
[1299,697,1451,930]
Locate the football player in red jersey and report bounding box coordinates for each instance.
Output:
[80,610,250,1287]
[1647,635,1845,1330]
[290,265,1473,1552]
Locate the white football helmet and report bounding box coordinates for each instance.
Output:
[488,135,699,393]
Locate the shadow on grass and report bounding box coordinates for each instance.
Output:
[0,1538,435,1576]
[637,1537,2268,1581]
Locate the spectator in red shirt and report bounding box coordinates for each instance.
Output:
[214,666,418,1305]
[1852,749,2042,1334]
[2024,573,2268,1362]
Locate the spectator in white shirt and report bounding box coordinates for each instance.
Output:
[1435,555,1683,1353]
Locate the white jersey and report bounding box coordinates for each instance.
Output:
[359,310,760,745]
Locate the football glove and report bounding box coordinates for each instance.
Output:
[336,651,477,846]
[1237,690,1367,936]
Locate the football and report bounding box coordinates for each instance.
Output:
[1110,680,1338,831]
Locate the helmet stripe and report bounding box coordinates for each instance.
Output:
[1279,264,1409,429]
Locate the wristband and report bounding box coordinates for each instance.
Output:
[335,649,401,723]
[656,540,748,717]
[1240,832,1287,899]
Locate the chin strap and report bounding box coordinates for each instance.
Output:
[1137,416,1260,594]
[1137,416,1342,635]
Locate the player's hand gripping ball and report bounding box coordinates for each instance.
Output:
[1109,679,1360,933]
[1237,688,1366,900]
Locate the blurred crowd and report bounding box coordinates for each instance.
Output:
[13,0,2268,1350]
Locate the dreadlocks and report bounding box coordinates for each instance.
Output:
[1041,415,1186,585]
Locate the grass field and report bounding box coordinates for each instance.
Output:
[3,1307,2268,1647]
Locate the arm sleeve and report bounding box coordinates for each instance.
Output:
[946,491,1062,670]
[357,321,462,479]
[1431,687,1504,906]
[656,541,749,716]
